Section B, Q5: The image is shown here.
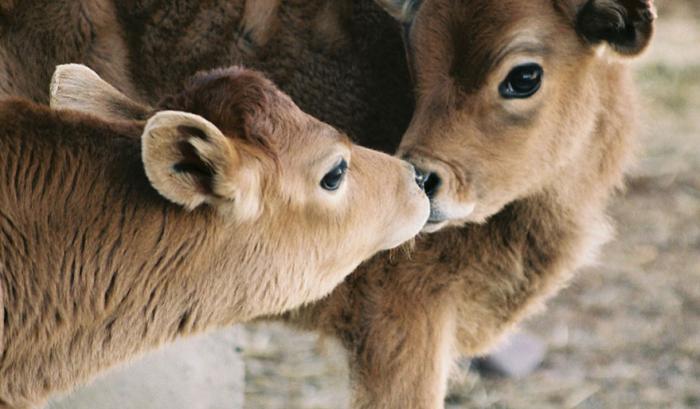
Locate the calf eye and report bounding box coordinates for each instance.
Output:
[321,159,348,191]
[499,63,543,99]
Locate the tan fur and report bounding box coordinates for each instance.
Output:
[238,0,280,53]
[312,1,352,52]
[0,67,429,408]
[50,64,150,123]
[0,1,655,407]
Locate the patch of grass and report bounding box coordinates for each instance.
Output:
[685,395,700,407]
[637,63,700,113]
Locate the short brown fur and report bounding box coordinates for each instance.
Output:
[0,0,654,407]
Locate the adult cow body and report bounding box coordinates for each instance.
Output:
[0,0,655,408]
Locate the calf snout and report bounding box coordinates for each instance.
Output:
[405,158,442,200]
[400,152,476,232]
[411,164,427,192]
[414,167,441,199]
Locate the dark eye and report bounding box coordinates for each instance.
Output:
[320,159,348,191]
[499,63,543,99]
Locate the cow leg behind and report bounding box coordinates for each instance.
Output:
[349,293,456,409]
[290,252,461,409]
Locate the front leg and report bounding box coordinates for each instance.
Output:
[349,289,456,409]
[290,252,460,409]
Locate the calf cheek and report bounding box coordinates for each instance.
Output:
[536,81,601,178]
[468,134,541,213]
[355,156,407,248]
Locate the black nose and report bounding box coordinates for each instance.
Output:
[414,167,428,191]
[414,167,441,199]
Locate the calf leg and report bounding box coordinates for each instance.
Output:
[349,297,456,409]
[290,251,461,409]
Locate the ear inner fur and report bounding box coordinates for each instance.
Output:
[141,111,241,211]
[50,64,151,121]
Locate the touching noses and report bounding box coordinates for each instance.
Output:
[412,165,426,191]
[412,165,442,200]
[403,162,426,192]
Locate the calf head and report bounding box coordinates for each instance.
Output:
[376,0,655,232]
[149,67,430,251]
[51,65,430,293]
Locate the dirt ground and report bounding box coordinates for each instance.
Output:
[241,5,700,409]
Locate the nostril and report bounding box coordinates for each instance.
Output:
[423,172,442,199]
[413,167,428,191]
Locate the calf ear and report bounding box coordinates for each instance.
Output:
[576,0,656,56]
[142,111,262,220]
[374,0,421,23]
[50,64,152,122]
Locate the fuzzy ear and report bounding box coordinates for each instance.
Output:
[50,64,152,122]
[374,0,421,23]
[575,0,656,56]
[142,111,262,220]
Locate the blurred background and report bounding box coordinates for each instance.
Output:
[50,2,699,409]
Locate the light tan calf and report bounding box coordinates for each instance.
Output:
[0,66,429,409]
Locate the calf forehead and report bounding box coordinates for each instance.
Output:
[414,0,574,92]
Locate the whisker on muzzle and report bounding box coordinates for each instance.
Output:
[387,236,417,262]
